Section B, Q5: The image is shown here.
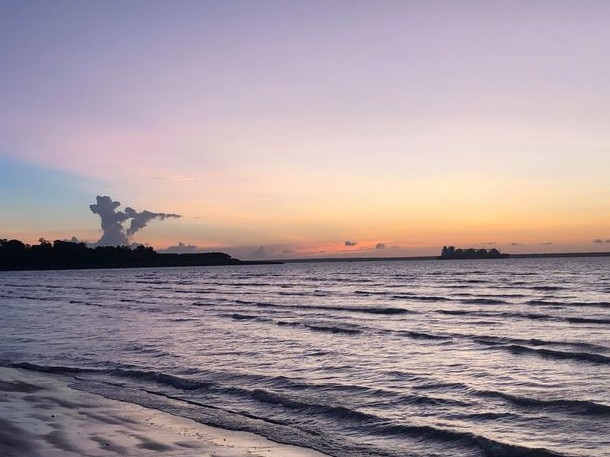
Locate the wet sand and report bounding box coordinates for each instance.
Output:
[0,367,327,457]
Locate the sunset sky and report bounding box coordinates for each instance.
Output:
[1,1,609,258]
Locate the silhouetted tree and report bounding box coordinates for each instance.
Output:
[439,246,507,260]
[0,238,248,270]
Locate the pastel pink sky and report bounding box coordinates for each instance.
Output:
[1,1,609,258]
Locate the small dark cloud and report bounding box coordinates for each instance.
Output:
[161,242,200,254]
[375,243,386,250]
[345,240,358,247]
[541,242,553,245]
[592,239,610,244]
[480,241,497,246]
[282,249,294,254]
[510,242,521,246]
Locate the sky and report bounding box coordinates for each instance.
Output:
[1,0,609,259]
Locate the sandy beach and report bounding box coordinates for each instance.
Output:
[0,367,327,457]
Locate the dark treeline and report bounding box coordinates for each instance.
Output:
[0,238,257,271]
[440,245,509,260]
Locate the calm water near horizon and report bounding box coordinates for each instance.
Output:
[1,258,609,457]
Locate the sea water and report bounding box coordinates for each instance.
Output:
[1,257,609,457]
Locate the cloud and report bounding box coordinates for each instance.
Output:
[375,243,386,250]
[592,239,610,244]
[510,242,521,246]
[90,195,181,246]
[345,240,358,246]
[124,207,180,236]
[160,242,200,254]
[541,242,553,245]
[89,196,129,245]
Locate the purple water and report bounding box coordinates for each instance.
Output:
[1,257,609,456]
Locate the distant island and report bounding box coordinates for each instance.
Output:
[0,238,279,271]
[439,245,510,260]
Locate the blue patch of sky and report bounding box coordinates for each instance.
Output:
[0,156,103,229]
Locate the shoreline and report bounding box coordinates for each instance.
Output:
[1,250,609,272]
[0,367,327,457]
[281,250,610,263]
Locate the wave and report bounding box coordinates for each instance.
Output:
[449,411,518,421]
[305,324,361,335]
[566,316,610,324]
[354,290,393,296]
[222,385,470,421]
[392,294,451,302]
[374,423,565,457]
[9,362,213,391]
[237,300,418,316]
[527,299,610,309]
[9,362,96,375]
[349,306,414,315]
[472,336,609,353]
[411,376,610,418]
[276,320,300,327]
[460,298,507,305]
[229,313,259,320]
[397,330,451,341]
[437,309,610,325]
[530,286,566,291]
[500,344,610,365]
[494,311,557,321]
[106,368,213,390]
[481,390,610,416]
[275,320,362,335]
[438,309,469,315]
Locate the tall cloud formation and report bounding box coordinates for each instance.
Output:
[90,196,181,246]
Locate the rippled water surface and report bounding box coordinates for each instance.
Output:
[1,258,609,456]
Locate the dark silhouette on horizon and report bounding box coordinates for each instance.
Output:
[440,245,509,260]
[0,238,277,271]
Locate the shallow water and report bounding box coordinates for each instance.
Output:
[1,257,609,456]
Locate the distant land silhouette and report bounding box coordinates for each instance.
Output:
[439,246,509,260]
[2,238,610,271]
[0,239,279,271]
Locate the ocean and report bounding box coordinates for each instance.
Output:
[1,257,609,457]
